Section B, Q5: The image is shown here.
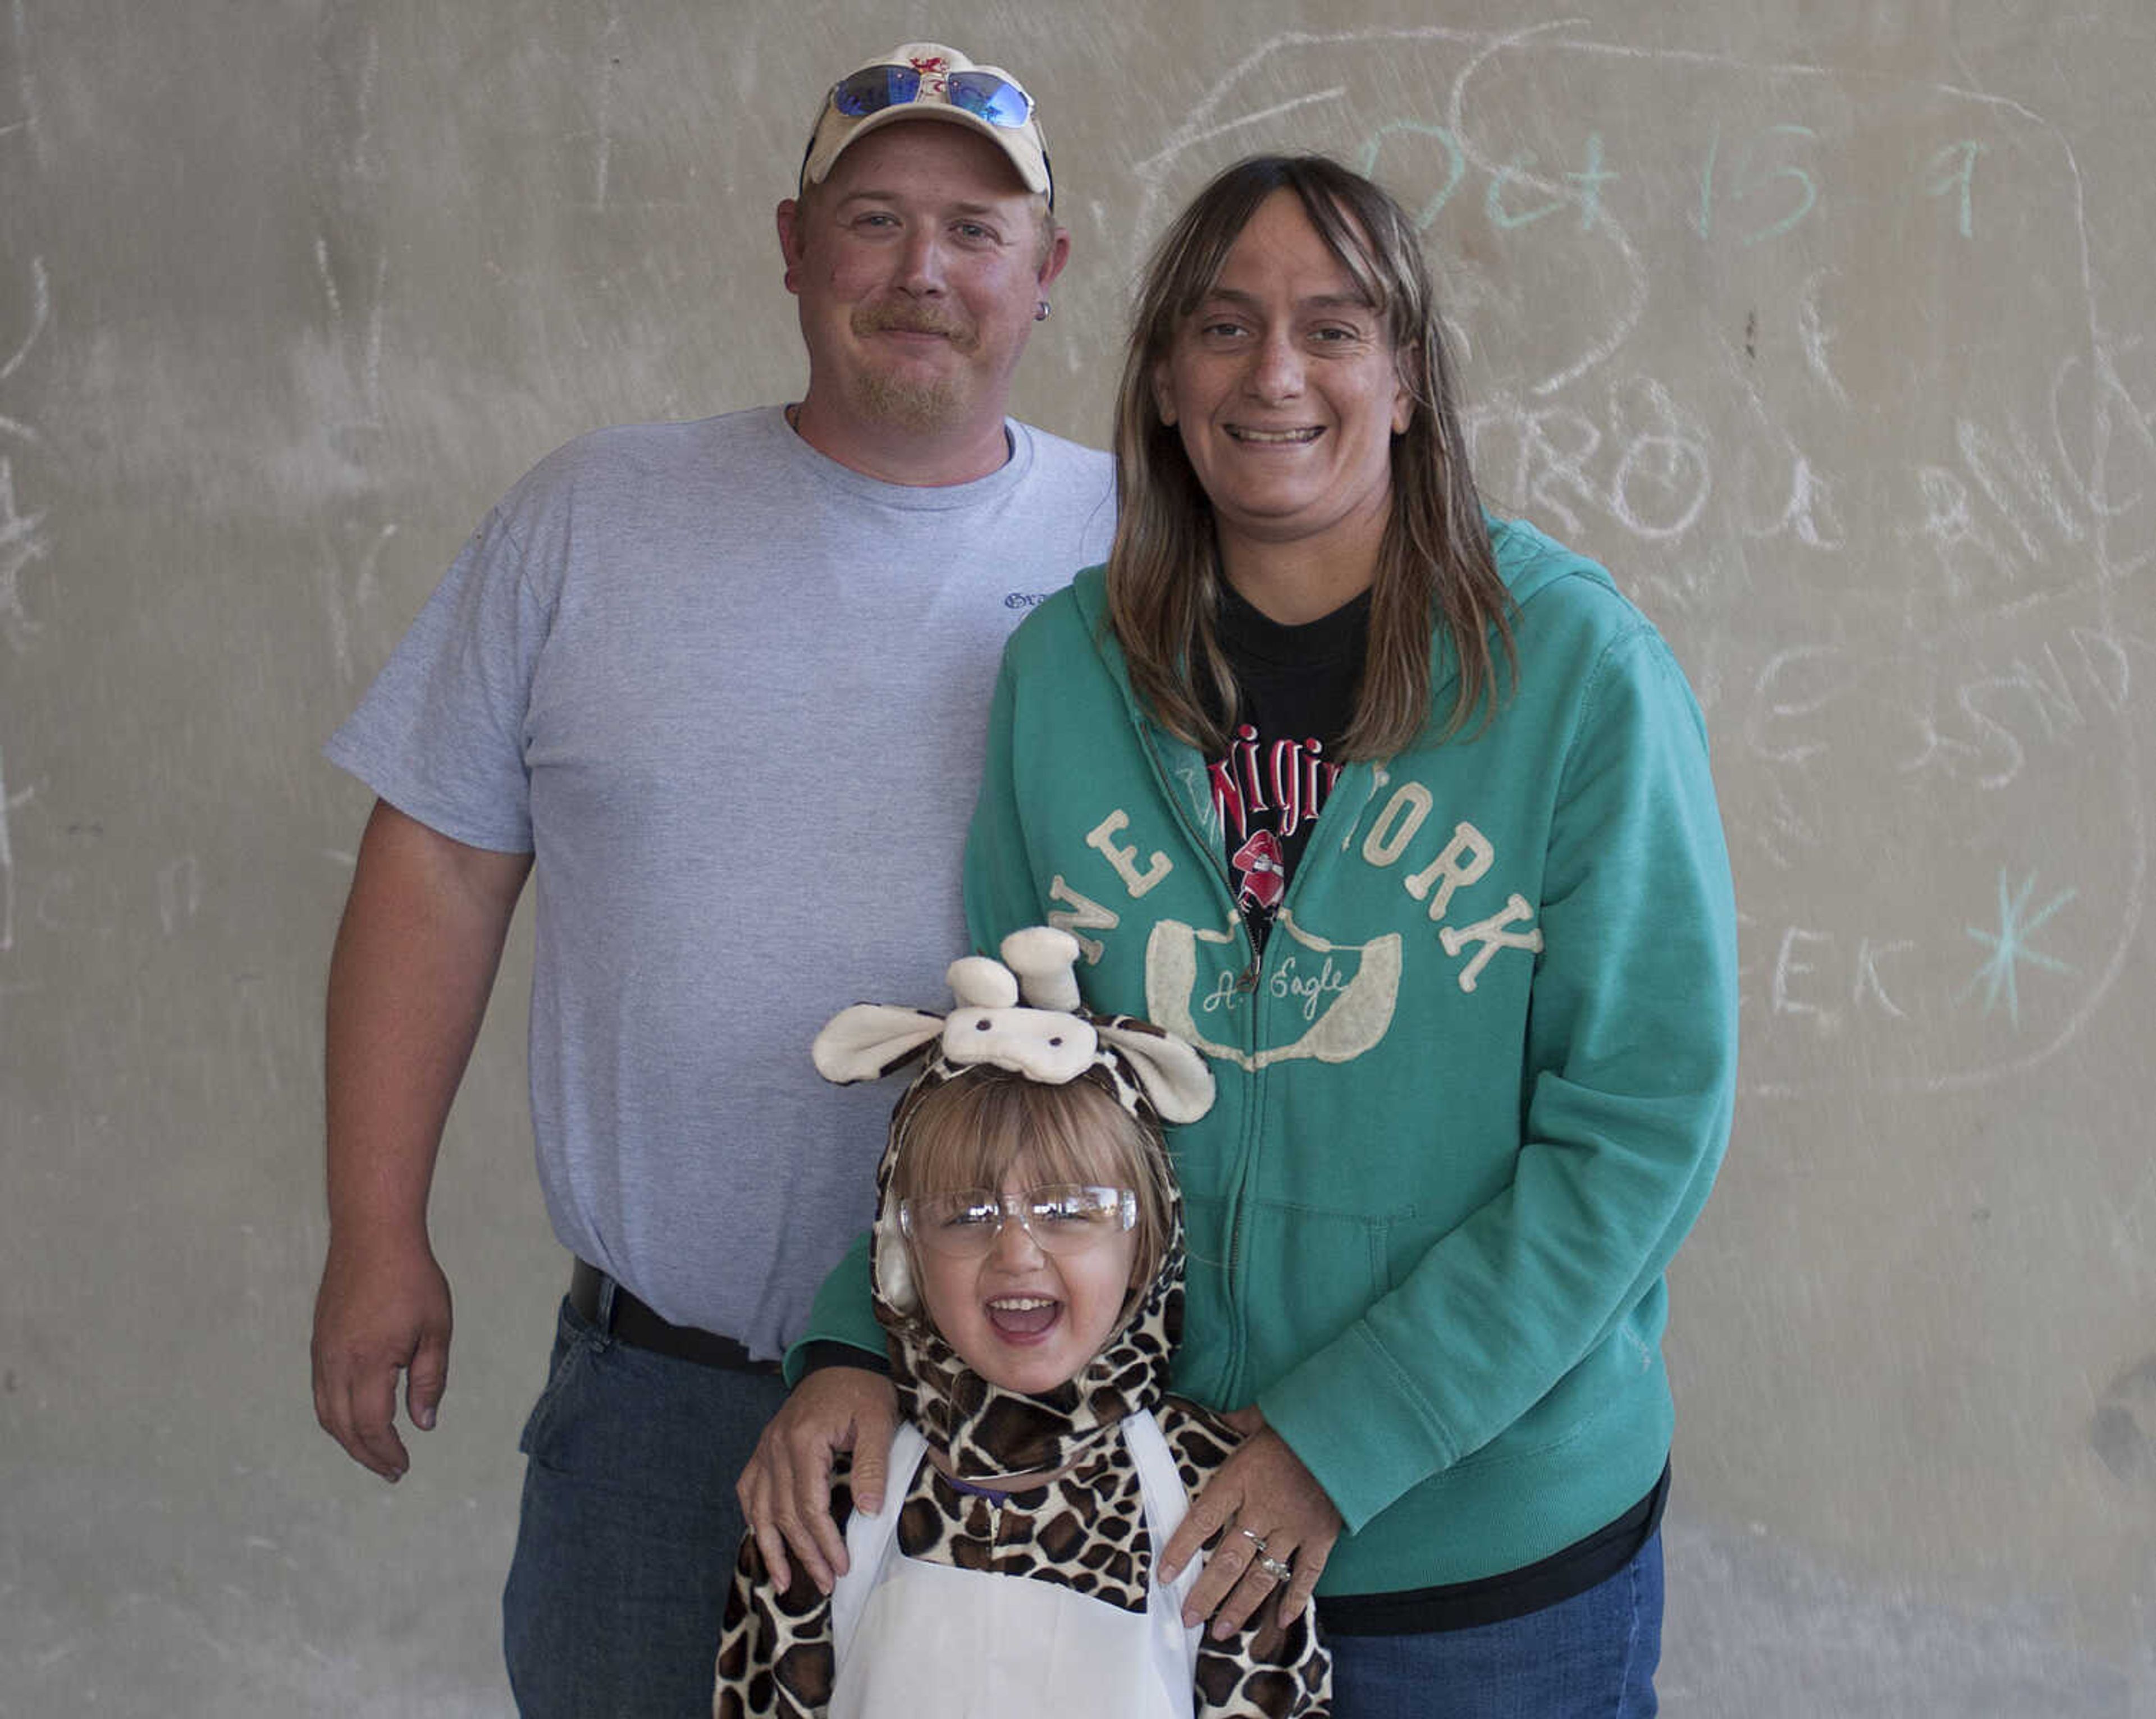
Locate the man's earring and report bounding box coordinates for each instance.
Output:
[1034,300,1052,322]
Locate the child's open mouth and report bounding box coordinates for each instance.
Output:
[985,1296,1061,1339]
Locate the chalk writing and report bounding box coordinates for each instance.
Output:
[1922,140,1986,240]
[590,8,624,210]
[1796,268,1849,405]
[2061,341,2156,580]
[1697,124,1821,246]
[1358,120,1463,230]
[1744,624,2141,803]
[1741,447,1844,551]
[0,741,15,954]
[1759,927,1919,1030]
[1961,871,2077,1028]
[0,8,45,976]
[0,248,48,651]
[0,454,45,653]
[1911,418,2088,604]
[1358,116,1981,246]
[313,234,386,429]
[0,251,44,443]
[1484,139,1618,232]
[1464,376,1714,543]
[2,0,38,168]
[308,75,402,668]
[1739,906,2064,1036]
[1898,631,2140,792]
[316,515,396,685]
[1465,340,2143,569]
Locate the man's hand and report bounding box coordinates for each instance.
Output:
[1161,1407,1342,1639]
[310,1234,453,1482]
[737,1366,898,1595]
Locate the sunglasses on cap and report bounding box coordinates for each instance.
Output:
[828,61,1036,129]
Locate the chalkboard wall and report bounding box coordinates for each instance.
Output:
[3,3,2151,1712]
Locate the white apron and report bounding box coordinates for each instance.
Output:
[828,1414,1205,1719]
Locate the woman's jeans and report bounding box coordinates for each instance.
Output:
[1326,1530,1663,1718]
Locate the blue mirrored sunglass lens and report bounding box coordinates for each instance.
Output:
[831,65,921,117]
[944,72,1033,127]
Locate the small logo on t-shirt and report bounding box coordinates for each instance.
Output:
[1003,591,1054,610]
[1230,829,1287,912]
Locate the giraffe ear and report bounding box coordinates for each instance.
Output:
[1097,1021,1214,1124]
[812,1005,945,1084]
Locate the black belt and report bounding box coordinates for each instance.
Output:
[568,1259,780,1375]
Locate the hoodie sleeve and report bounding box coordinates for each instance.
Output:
[1257,621,1739,1531]
[783,1232,881,1386]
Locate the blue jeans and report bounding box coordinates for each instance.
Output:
[1326,1531,1663,1718]
[501,1296,791,1719]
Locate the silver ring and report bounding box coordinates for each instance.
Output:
[1236,1526,1269,1554]
[1256,1551,1294,1583]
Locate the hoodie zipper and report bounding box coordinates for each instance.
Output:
[1129,720,1259,1401]
[1131,714,1382,1408]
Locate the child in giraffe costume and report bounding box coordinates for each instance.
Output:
[715,927,1330,1718]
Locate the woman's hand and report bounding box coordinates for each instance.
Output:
[1161,1406,1342,1638]
[737,1365,898,1595]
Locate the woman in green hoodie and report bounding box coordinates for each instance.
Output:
[750,155,1738,1719]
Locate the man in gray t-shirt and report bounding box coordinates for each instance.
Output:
[310,43,1113,1716]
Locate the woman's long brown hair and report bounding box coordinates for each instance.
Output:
[1106,154,1514,759]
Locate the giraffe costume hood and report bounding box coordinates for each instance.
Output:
[812,925,1214,1480]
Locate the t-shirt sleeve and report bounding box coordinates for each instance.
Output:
[323,502,550,853]
[962,647,1041,954]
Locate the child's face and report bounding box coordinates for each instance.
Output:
[911,1154,1143,1398]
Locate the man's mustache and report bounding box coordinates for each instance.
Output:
[853,304,979,348]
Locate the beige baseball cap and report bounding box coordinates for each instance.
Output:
[800,43,1052,206]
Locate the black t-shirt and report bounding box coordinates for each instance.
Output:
[1209,580,1666,1632]
[1202,582,1368,948]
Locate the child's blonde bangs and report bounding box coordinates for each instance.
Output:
[895,1067,1174,1293]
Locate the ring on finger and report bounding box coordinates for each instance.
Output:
[1255,1551,1294,1583]
[1236,1526,1269,1554]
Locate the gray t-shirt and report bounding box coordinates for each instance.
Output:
[326,406,1115,1355]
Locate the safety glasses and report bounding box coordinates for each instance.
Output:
[828,62,1036,130]
[899,1183,1136,1258]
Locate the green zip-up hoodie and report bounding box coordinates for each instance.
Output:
[799,517,1738,1598]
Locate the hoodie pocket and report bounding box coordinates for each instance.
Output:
[1236,1196,1400,1392]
